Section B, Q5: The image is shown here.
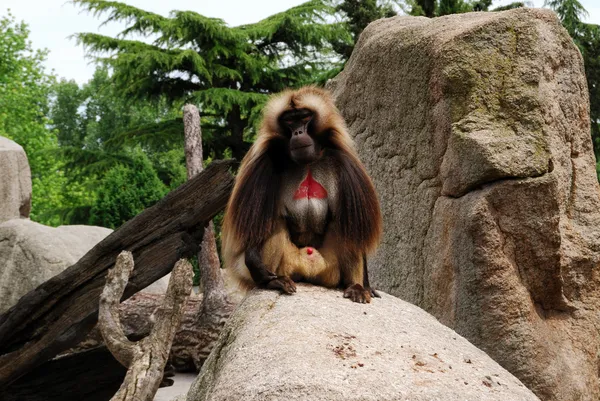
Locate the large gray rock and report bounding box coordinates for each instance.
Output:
[0,136,31,222]
[0,219,173,314]
[330,9,600,401]
[0,219,112,313]
[187,285,538,401]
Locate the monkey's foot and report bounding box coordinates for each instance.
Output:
[344,284,372,304]
[266,276,297,295]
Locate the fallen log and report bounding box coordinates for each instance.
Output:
[4,347,126,401]
[0,159,235,388]
[3,294,206,401]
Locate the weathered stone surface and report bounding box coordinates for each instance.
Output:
[0,219,112,313]
[0,218,174,314]
[329,9,600,401]
[0,136,32,222]
[187,285,537,401]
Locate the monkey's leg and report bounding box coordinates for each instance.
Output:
[362,254,380,298]
[341,253,372,304]
[245,247,297,294]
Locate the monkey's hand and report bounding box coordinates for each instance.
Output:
[266,276,297,295]
[344,284,372,304]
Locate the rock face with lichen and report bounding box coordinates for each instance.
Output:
[329,8,600,401]
[187,285,538,401]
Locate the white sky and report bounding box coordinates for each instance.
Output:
[3,0,600,84]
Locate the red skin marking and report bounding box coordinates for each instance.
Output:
[293,169,327,200]
[306,247,314,255]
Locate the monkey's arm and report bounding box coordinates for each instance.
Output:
[245,247,296,294]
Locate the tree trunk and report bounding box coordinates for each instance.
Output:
[178,104,235,372]
[183,104,222,288]
[0,159,235,388]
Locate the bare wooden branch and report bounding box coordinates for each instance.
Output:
[180,104,234,371]
[98,252,137,367]
[100,252,193,401]
[183,104,204,180]
[183,104,222,285]
[0,159,235,388]
[183,104,226,302]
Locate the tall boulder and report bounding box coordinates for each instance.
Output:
[188,285,538,401]
[330,9,600,401]
[0,137,32,222]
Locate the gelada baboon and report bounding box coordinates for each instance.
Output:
[222,87,382,303]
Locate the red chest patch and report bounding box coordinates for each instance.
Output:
[293,169,327,200]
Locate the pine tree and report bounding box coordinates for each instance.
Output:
[72,0,347,161]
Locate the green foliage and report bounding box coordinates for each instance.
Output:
[48,67,185,226]
[438,0,472,16]
[36,1,393,228]
[72,0,347,160]
[89,150,168,229]
[51,79,87,147]
[492,2,526,12]
[0,12,68,225]
[411,0,437,17]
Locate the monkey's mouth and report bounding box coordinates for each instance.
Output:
[290,144,312,151]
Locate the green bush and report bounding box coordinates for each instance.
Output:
[89,151,168,229]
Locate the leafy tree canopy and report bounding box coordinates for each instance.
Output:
[88,149,168,229]
[0,12,67,225]
[48,67,187,226]
[45,0,398,228]
[72,0,350,161]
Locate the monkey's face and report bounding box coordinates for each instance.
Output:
[279,108,322,165]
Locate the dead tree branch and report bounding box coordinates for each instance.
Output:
[183,104,222,289]
[100,252,193,401]
[172,105,234,372]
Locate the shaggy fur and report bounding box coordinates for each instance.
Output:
[222,86,382,295]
